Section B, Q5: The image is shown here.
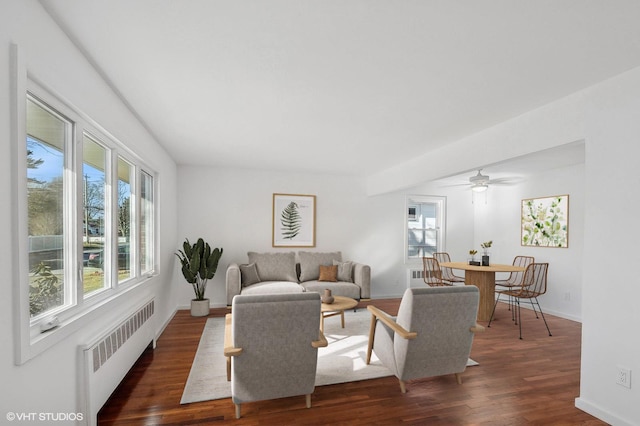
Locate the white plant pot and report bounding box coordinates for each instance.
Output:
[190,299,210,317]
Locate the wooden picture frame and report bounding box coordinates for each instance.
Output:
[272,193,316,247]
[521,194,569,247]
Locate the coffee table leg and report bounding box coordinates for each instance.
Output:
[341,310,345,328]
[320,313,324,333]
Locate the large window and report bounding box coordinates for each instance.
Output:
[26,96,70,316]
[406,195,446,262]
[23,88,156,331]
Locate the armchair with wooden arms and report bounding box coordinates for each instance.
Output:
[366,286,484,393]
[224,292,328,419]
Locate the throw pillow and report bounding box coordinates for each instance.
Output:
[318,265,338,282]
[239,263,261,287]
[333,260,353,282]
[298,251,342,282]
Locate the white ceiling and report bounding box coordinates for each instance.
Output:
[41,0,640,178]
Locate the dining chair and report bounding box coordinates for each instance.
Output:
[488,263,552,339]
[495,255,534,314]
[422,257,449,286]
[434,252,465,285]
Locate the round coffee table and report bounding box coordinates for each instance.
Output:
[320,295,358,332]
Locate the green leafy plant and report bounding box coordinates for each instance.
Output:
[480,241,493,252]
[280,201,302,240]
[176,238,223,301]
[29,262,61,316]
[469,249,477,256]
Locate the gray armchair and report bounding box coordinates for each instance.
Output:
[224,292,328,418]
[366,286,483,393]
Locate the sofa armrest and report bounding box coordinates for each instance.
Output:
[226,263,241,306]
[352,262,371,299]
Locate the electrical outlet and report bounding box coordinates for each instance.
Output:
[616,367,631,389]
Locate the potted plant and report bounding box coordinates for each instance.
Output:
[468,249,479,265]
[176,238,223,317]
[480,240,492,266]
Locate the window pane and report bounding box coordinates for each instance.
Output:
[26,97,69,317]
[83,135,107,296]
[140,171,154,274]
[117,157,132,281]
[407,198,444,261]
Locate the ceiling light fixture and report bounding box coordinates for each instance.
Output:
[471,183,488,193]
[469,169,490,193]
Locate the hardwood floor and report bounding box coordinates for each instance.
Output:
[98,299,605,425]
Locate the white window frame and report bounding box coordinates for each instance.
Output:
[11,45,158,364]
[405,195,447,264]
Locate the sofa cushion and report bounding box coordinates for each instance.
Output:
[318,265,338,282]
[239,263,261,287]
[248,251,298,282]
[240,281,304,296]
[300,280,361,300]
[298,251,342,282]
[333,260,353,282]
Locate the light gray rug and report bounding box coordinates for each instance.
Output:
[180,309,478,404]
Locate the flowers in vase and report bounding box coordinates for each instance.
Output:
[480,240,493,254]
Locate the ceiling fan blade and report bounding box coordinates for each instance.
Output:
[487,177,525,185]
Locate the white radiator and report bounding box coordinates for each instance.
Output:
[79,298,155,425]
[407,268,424,288]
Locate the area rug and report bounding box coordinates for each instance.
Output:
[180,309,478,404]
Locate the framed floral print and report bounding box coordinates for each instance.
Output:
[521,194,569,247]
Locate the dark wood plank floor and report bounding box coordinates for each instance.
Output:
[98,299,605,425]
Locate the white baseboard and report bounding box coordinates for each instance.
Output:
[156,308,177,342]
[495,300,582,323]
[575,397,634,426]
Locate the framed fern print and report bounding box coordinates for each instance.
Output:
[272,193,316,247]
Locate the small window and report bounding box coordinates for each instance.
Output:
[83,134,109,296]
[406,195,446,263]
[117,157,133,282]
[140,171,154,275]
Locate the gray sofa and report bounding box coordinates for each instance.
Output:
[226,251,371,306]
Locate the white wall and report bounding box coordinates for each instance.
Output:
[576,68,640,425]
[473,163,585,321]
[175,166,370,306]
[175,166,475,305]
[0,0,177,420]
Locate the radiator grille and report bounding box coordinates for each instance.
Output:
[411,269,424,279]
[91,300,154,373]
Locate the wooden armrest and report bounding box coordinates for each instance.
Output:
[223,314,243,357]
[367,305,417,340]
[470,323,485,333]
[312,329,328,348]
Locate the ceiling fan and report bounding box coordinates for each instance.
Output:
[467,169,520,192]
[469,170,490,192]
